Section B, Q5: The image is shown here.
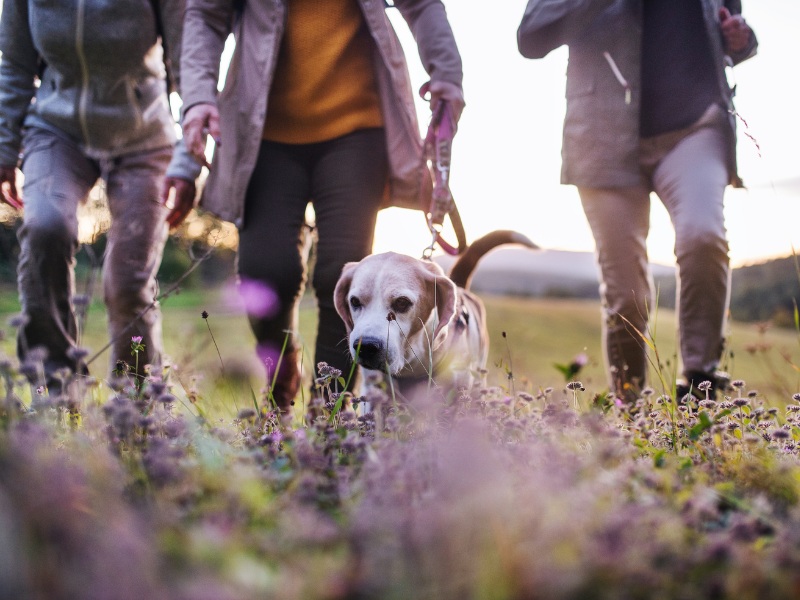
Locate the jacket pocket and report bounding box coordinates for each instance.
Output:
[124,77,145,131]
[32,69,62,115]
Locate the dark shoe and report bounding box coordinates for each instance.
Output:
[267,348,301,412]
[676,370,730,401]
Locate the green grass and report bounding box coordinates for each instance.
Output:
[2,287,798,407]
[483,295,800,402]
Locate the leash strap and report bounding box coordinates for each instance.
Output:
[420,83,466,259]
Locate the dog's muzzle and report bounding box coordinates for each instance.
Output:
[353,336,387,370]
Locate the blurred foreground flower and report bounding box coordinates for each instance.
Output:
[554,351,589,382]
[228,277,280,319]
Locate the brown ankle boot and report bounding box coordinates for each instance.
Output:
[268,348,300,412]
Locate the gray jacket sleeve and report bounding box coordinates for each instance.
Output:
[0,0,38,167]
[393,0,463,87]
[159,0,204,180]
[517,0,615,59]
[180,0,235,113]
[166,137,204,180]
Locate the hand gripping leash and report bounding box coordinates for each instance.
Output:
[420,85,467,260]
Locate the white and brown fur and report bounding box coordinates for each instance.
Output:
[334,230,537,400]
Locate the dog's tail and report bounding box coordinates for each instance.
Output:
[448,230,539,290]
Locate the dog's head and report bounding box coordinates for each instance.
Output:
[334,252,458,375]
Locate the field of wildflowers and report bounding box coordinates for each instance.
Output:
[2,298,800,599]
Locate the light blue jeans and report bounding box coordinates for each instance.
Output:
[17,126,171,381]
[579,104,731,393]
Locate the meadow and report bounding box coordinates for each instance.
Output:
[3,285,795,406]
[2,284,800,599]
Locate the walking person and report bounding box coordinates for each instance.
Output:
[178,0,464,410]
[0,0,201,391]
[517,0,757,398]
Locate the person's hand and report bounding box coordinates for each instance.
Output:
[424,80,465,125]
[161,176,197,230]
[719,7,751,54]
[0,166,22,210]
[182,103,220,165]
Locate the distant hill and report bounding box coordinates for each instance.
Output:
[435,247,674,299]
[729,255,800,326]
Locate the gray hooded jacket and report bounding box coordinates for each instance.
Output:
[517,0,757,188]
[0,0,200,180]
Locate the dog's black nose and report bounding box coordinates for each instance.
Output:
[354,337,386,370]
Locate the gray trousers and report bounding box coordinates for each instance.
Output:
[17,127,171,380]
[579,104,731,393]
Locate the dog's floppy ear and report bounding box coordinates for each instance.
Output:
[334,262,358,332]
[420,261,458,340]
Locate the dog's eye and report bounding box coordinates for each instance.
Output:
[391,296,413,314]
[350,296,362,310]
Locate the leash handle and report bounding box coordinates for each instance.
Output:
[424,99,455,227]
[420,82,464,258]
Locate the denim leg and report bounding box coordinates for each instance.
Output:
[103,146,171,377]
[16,128,99,381]
[652,122,730,377]
[579,185,654,394]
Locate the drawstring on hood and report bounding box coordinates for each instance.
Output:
[603,51,631,104]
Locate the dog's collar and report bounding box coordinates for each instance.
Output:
[455,304,470,330]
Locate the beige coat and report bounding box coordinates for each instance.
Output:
[517,0,757,189]
[180,0,463,227]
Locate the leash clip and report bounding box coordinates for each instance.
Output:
[422,219,440,260]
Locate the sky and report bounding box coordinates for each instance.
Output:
[376,0,800,267]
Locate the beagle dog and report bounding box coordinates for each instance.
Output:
[334,230,537,400]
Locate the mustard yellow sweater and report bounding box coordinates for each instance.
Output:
[262,0,384,144]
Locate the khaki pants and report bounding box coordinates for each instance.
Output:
[579,104,731,393]
[17,127,171,382]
